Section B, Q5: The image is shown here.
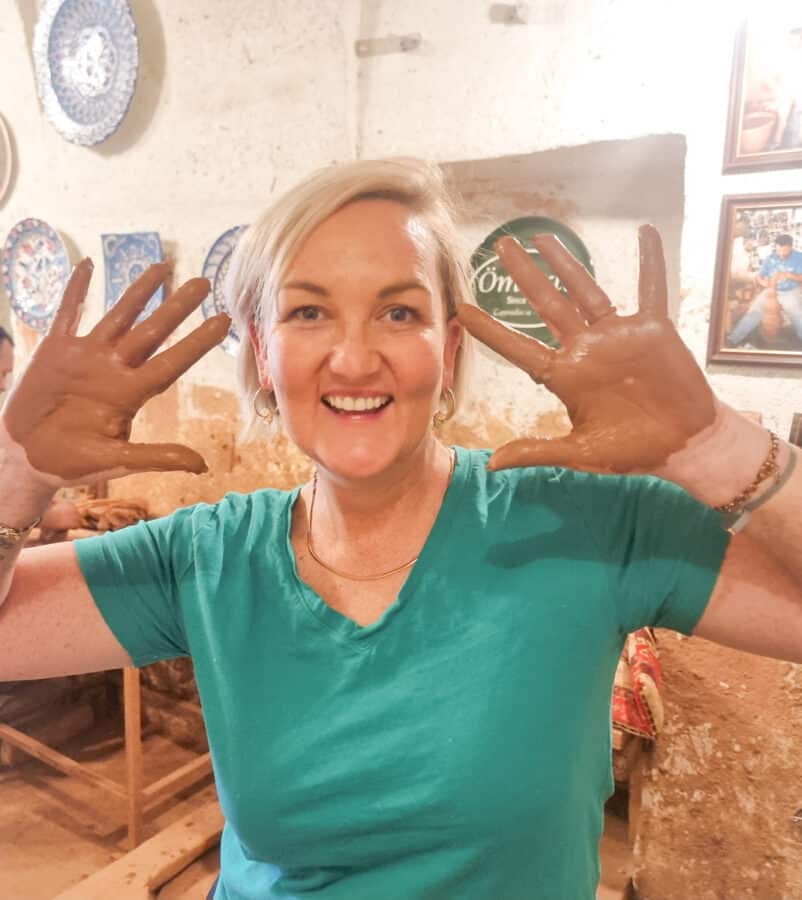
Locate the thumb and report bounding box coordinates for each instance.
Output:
[113,441,209,475]
[488,434,627,474]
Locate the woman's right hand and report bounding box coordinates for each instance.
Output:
[2,259,230,489]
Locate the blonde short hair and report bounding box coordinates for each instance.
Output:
[225,157,475,437]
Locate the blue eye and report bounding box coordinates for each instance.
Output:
[387,306,416,323]
[289,306,321,321]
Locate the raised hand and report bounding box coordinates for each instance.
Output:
[457,226,717,474]
[3,259,230,485]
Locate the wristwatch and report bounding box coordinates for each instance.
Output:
[0,517,41,551]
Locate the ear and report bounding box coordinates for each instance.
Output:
[441,318,463,392]
[248,320,273,390]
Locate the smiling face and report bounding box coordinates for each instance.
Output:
[251,198,462,482]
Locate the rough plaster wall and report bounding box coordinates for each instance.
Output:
[355,0,802,433]
[0,0,359,378]
[1,1,802,895]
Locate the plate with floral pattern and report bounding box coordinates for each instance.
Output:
[102,232,164,320]
[33,0,139,146]
[202,225,248,356]
[1,218,70,333]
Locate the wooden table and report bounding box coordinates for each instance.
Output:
[0,667,212,848]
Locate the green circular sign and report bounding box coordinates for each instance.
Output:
[470,216,595,347]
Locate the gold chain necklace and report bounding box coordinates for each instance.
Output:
[305,448,456,582]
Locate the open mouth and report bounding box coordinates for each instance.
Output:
[322,395,393,414]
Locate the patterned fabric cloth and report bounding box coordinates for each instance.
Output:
[612,628,664,741]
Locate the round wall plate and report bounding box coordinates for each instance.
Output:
[1,218,70,333]
[202,226,248,356]
[33,0,139,146]
[0,114,12,205]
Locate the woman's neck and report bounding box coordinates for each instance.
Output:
[306,438,454,543]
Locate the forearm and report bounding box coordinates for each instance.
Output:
[0,420,58,604]
[739,445,802,582]
[657,402,802,581]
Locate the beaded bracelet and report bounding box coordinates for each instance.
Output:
[715,434,799,533]
[714,431,780,515]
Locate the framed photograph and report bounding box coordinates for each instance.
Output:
[723,19,802,173]
[708,193,802,367]
[790,413,802,448]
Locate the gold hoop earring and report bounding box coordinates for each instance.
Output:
[252,387,275,424]
[433,388,456,428]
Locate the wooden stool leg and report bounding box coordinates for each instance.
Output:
[124,667,144,849]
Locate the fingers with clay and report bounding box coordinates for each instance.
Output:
[457,226,716,475]
[2,260,230,484]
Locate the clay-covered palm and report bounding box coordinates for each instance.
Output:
[3,260,230,485]
[456,226,716,474]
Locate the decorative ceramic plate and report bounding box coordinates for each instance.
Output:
[1,218,70,333]
[471,216,595,347]
[202,225,248,356]
[33,0,139,146]
[0,114,12,205]
[102,232,163,320]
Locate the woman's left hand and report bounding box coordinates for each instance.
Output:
[456,226,717,474]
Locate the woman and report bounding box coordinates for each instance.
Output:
[0,159,800,899]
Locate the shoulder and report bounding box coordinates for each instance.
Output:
[136,488,296,555]
[455,448,698,522]
[454,446,655,515]
[171,487,295,534]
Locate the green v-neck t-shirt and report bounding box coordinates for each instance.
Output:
[74,447,728,899]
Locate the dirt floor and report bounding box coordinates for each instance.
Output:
[0,715,217,899]
[0,713,632,899]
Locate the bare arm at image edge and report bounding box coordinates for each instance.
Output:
[0,260,227,681]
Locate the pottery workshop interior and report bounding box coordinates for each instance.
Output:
[1,1,802,899]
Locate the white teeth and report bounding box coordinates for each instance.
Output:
[324,395,390,412]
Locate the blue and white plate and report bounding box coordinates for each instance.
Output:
[33,0,139,146]
[102,232,164,320]
[1,218,70,333]
[202,225,248,357]
[0,114,12,206]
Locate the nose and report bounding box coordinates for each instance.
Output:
[327,324,381,381]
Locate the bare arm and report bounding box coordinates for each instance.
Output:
[694,529,802,663]
[0,260,228,679]
[745,452,802,583]
[0,541,132,679]
[456,227,802,660]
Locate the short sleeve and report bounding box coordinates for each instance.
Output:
[759,257,771,278]
[557,470,730,636]
[74,507,197,667]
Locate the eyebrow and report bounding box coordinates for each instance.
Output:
[280,279,429,298]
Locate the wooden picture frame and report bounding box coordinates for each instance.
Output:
[707,193,802,367]
[723,20,802,173]
[790,413,802,448]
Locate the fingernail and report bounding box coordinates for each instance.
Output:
[495,236,518,257]
[81,257,94,271]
